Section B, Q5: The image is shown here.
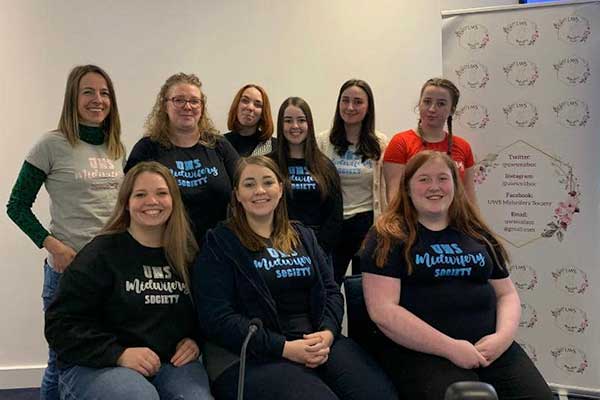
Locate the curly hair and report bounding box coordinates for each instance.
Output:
[144,72,219,148]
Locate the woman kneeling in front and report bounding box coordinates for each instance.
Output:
[45,162,212,400]
[361,150,552,400]
[193,156,397,400]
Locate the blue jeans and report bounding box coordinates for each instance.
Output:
[59,361,213,400]
[41,261,62,400]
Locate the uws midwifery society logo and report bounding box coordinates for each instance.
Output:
[519,303,538,328]
[552,266,589,295]
[455,62,490,89]
[554,56,591,86]
[509,265,538,291]
[551,346,588,374]
[554,16,591,43]
[455,104,490,129]
[503,102,538,128]
[551,306,589,334]
[455,24,490,50]
[503,60,539,87]
[503,19,539,46]
[553,99,590,128]
[516,341,538,362]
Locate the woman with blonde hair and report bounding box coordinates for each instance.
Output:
[224,83,277,156]
[6,64,125,400]
[126,72,238,246]
[45,161,213,400]
[383,78,477,205]
[361,150,551,400]
[193,156,397,400]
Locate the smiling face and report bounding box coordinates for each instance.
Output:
[166,83,203,134]
[128,172,173,232]
[282,105,308,152]
[339,85,368,126]
[409,157,455,225]
[236,87,263,130]
[418,85,454,131]
[77,72,111,126]
[235,164,283,221]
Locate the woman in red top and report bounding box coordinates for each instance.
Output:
[383,78,477,206]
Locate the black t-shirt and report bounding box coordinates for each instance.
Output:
[45,231,196,368]
[360,224,509,344]
[287,158,322,227]
[224,131,277,157]
[125,137,239,245]
[251,240,316,339]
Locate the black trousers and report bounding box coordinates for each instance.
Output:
[379,342,553,400]
[332,211,373,284]
[211,336,398,400]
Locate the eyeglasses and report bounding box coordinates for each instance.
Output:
[166,97,203,109]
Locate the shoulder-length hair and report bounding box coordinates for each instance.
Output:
[417,78,461,156]
[276,97,340,200]
[57,64,125,160]
[144,72,219,148]
[101,161,198,289]
[372,150,509,274]
[227,84,274,142]
[328,79,381,162]
[228,156,299,253]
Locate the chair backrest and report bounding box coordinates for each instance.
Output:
[444,382,498,400]
[343,274,385,356]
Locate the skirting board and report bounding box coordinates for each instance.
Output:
[0,366,44,389]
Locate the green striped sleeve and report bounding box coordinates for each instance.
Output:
[6,161,50,248]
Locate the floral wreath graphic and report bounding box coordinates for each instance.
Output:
[553,100,590,127]
[554,16,591,43]
[551,267,589,295]
[519,303,538,328]
[551,346,588,374]
[541,160,580,242]
[554,57,591,86]
[474,141,581,243]
[503,20,540,46]
[551,306,590,334]
[455,24,490,49]
[455,63,490,89]
[503,60,539,87]
[455,104,490,129]
[503,102,539,128]
[509,265,538,291]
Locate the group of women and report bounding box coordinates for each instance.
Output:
[6,64,552,400]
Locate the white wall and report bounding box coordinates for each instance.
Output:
[0,0,447,388]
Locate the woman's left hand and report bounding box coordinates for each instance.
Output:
[170,338,200,367]
[303,330,334,368]
[474,333,511,364]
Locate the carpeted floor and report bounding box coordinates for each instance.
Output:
[0,388,39,400]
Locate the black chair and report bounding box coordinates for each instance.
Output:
[445,382,498,400]
[343,274,385,357]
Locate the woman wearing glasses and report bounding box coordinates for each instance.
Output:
[126,73,239,246]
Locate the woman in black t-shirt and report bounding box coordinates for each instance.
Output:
[45,161,212,400]
[193,156,397,400]
[126,73,238,246]
[270,97,342,255]
[361,150,552,400]
[224,84,277,156]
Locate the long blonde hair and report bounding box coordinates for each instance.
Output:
[57,64,125,159]
[102,161,198,288]
[228,156,299,253]
[372,151,509,274]
[145,72,219,148]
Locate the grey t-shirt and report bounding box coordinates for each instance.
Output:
[26,131,124,259]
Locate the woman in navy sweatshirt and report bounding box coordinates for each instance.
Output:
[193,156,397,400]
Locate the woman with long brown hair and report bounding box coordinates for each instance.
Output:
[45,162,212,400]
[361,150,551,400]
[6,64,125,400]
[193,156,397,400]
[271,97,342,255]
